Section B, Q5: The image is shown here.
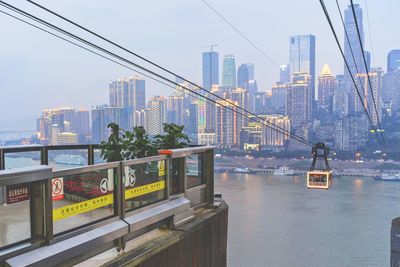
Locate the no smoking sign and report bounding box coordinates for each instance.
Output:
[52,178,64,201]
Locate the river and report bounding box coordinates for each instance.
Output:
[215,172,400,267]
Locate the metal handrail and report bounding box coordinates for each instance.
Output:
[0,165,52,186]
[53,161,119,177]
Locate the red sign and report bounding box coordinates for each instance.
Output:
[6,184,30,204]
[52,178,64,201]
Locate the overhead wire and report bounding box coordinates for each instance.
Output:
[318,0,381,143]
[0,2,313,146]
[349,0,384,144]
[22,0,311,146]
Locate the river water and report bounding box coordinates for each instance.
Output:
[214,172,400,267]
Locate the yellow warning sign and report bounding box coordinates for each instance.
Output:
[158,161,165,177]
[53,181,166,221]
[125,180,165,200]
[53,194,113,221]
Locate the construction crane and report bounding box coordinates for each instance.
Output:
[197,44,218,51]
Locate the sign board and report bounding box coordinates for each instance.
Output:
[6,183,30,204]
[53,181,165,221]
[52,178,64,201]
[158,161,165,177]
[124,166,137,187]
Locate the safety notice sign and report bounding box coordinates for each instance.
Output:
[158,161,165,177]
[52,178,64,201]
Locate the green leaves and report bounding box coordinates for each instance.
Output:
[100,123,189,162]
[154,123,190,150]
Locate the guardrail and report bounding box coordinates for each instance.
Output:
[0,145,215,266]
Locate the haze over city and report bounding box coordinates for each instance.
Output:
[1,0,400,130]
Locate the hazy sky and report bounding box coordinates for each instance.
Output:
[1,0,399,130]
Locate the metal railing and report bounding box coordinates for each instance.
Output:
[0,145,215,266]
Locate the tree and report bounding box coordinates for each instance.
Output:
[100,123,124,162]
[154,123,190,150]
[123,126,158,159]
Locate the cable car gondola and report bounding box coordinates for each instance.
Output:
[307,143,332,190]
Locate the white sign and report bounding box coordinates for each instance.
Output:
[52,178,64,201]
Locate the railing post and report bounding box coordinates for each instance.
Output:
[165,158,171,199]
[88,145,94,165]
[114,162,126,251]
[203,149,214,204]
[30,177,53,244]
[0,148,4,170]
[0,149,4,204]
[40,146,48,165]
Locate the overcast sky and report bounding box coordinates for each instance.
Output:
[1,0,399,130]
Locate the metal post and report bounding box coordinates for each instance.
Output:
[0,149,4,204]
[204,149,214,204]
[114,162,126,251]
[165,158,171,199]
[30,179,53,244]
[41,147,48,165]
[88,145,94,165]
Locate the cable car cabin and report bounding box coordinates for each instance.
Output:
[307,143,333,190]
[307,170,333,189]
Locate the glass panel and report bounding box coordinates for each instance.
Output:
[124,160,167,212]
[186,154,203,188]
[94,149,106,164]
[52,168,114,234]
[48,149,88,170]
[4,151,41,169]
[0,184,30,248]
[170,158,181,194]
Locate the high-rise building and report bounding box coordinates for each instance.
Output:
[343,4,366,77]
[317,64,336,112]
[237,63,254,89]
[355,68,383,126]
[132,77,146,111]
[286,72,312,128]
[387,50,400,72]
[231,88,250,134]
[271,83,289,114]
[333,75,349,119]
[145,96,166,136]
[91,105,124,143]
[37,108,90,144]
[166,95,184,125]
[255,92,267,115]
[109,76,146,128]
[109,78,130,107]
[289,35,316,109]
[334,113,369,151]
[202,51,219,91]
[383,70,400,109]
[215,100,238,147]
[222,55,236,88]
[279,64,290,84]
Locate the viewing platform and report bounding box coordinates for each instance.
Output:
[0,145,228,267]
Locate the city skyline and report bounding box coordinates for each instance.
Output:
[1,0,400,130]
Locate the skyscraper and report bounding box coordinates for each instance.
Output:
[91,105,124,143]
[355,68,383,126]
[286,72,312,128]
[279,64,290,84]
[387,50,400,72]
[317,64,336,112]
[146,96,166,136]
[202,51,219,91]
[222,55,236,88]
[289,35,316,108]
[343,4,365,76]
[215,100,238,147]
[132,77,146,111]
[237,64,250,89]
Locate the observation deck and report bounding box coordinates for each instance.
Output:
[0,145,227,267]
